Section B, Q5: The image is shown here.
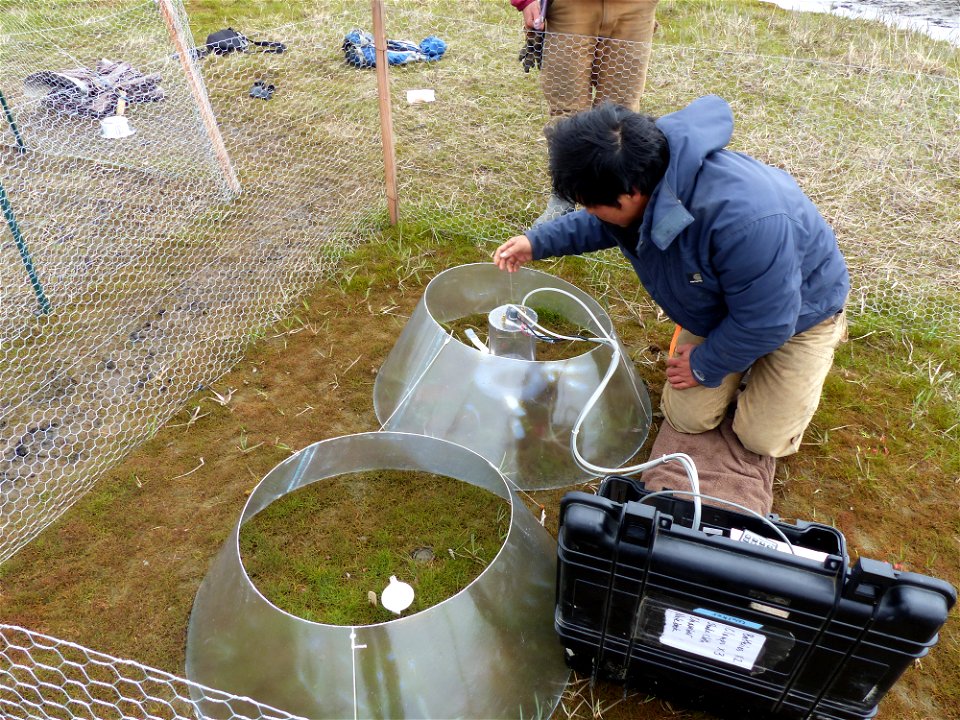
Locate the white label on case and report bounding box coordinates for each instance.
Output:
[729,528,830,563]
[660,609,766,670]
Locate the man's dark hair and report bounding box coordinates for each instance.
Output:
[547,103,669,207]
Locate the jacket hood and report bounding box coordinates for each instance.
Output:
[647,95,735,250]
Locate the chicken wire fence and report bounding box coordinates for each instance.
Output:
[0,624,307,720]
[0,0,957,714]
[0,0,387,564]
[380,1,960,339]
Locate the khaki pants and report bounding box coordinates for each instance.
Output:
[542,0,659,116]
[661,310,848,458]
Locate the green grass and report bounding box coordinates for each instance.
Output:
[0,1,958,719]
[239,469,509,626]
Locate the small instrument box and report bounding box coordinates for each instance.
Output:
[556,476,956,719]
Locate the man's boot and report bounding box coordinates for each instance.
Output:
[532,193,575,226]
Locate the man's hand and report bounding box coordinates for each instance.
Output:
[666,343,701,390]
[493,235,533,272]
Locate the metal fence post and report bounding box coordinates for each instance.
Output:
[1,179,50,314]
[0,89,27,153]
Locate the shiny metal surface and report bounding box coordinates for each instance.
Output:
[488,304,537,360]
[374,263,652,489]
[186,432,569,719]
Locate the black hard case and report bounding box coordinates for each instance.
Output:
[556,477,956,720]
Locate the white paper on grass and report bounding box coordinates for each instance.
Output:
[406,88,435,104]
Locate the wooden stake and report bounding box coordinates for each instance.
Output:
[372,0,399,225]
[156,0,241,196]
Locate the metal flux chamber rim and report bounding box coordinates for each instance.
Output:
[373,263,652,490]
[185,432,569,720]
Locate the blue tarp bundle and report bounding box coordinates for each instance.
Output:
[342,30,446,68]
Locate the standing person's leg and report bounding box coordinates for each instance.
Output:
[593,0,658,110]
[732,310,848,458]
[661,328,742,434]
[534,0,603,225]
[540,0,602,116]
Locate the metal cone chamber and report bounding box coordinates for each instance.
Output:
[374,263,652,489]
[186,432,569,719]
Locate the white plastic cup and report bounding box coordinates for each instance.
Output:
[99,115,135,139]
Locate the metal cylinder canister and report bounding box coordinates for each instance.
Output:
[487,304,537,360]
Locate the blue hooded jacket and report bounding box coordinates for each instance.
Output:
[526,95,849,388]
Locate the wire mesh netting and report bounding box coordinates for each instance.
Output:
[1,0,957,567]
[0,0,957,715]
[0,624,307,720]
[381,2,959,338]
[0,0,386,563]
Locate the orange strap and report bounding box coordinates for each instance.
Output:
[669,324,683,358]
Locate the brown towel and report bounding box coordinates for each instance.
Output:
[641,417,775,517]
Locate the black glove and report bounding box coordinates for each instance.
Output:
[518,29,544,73]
